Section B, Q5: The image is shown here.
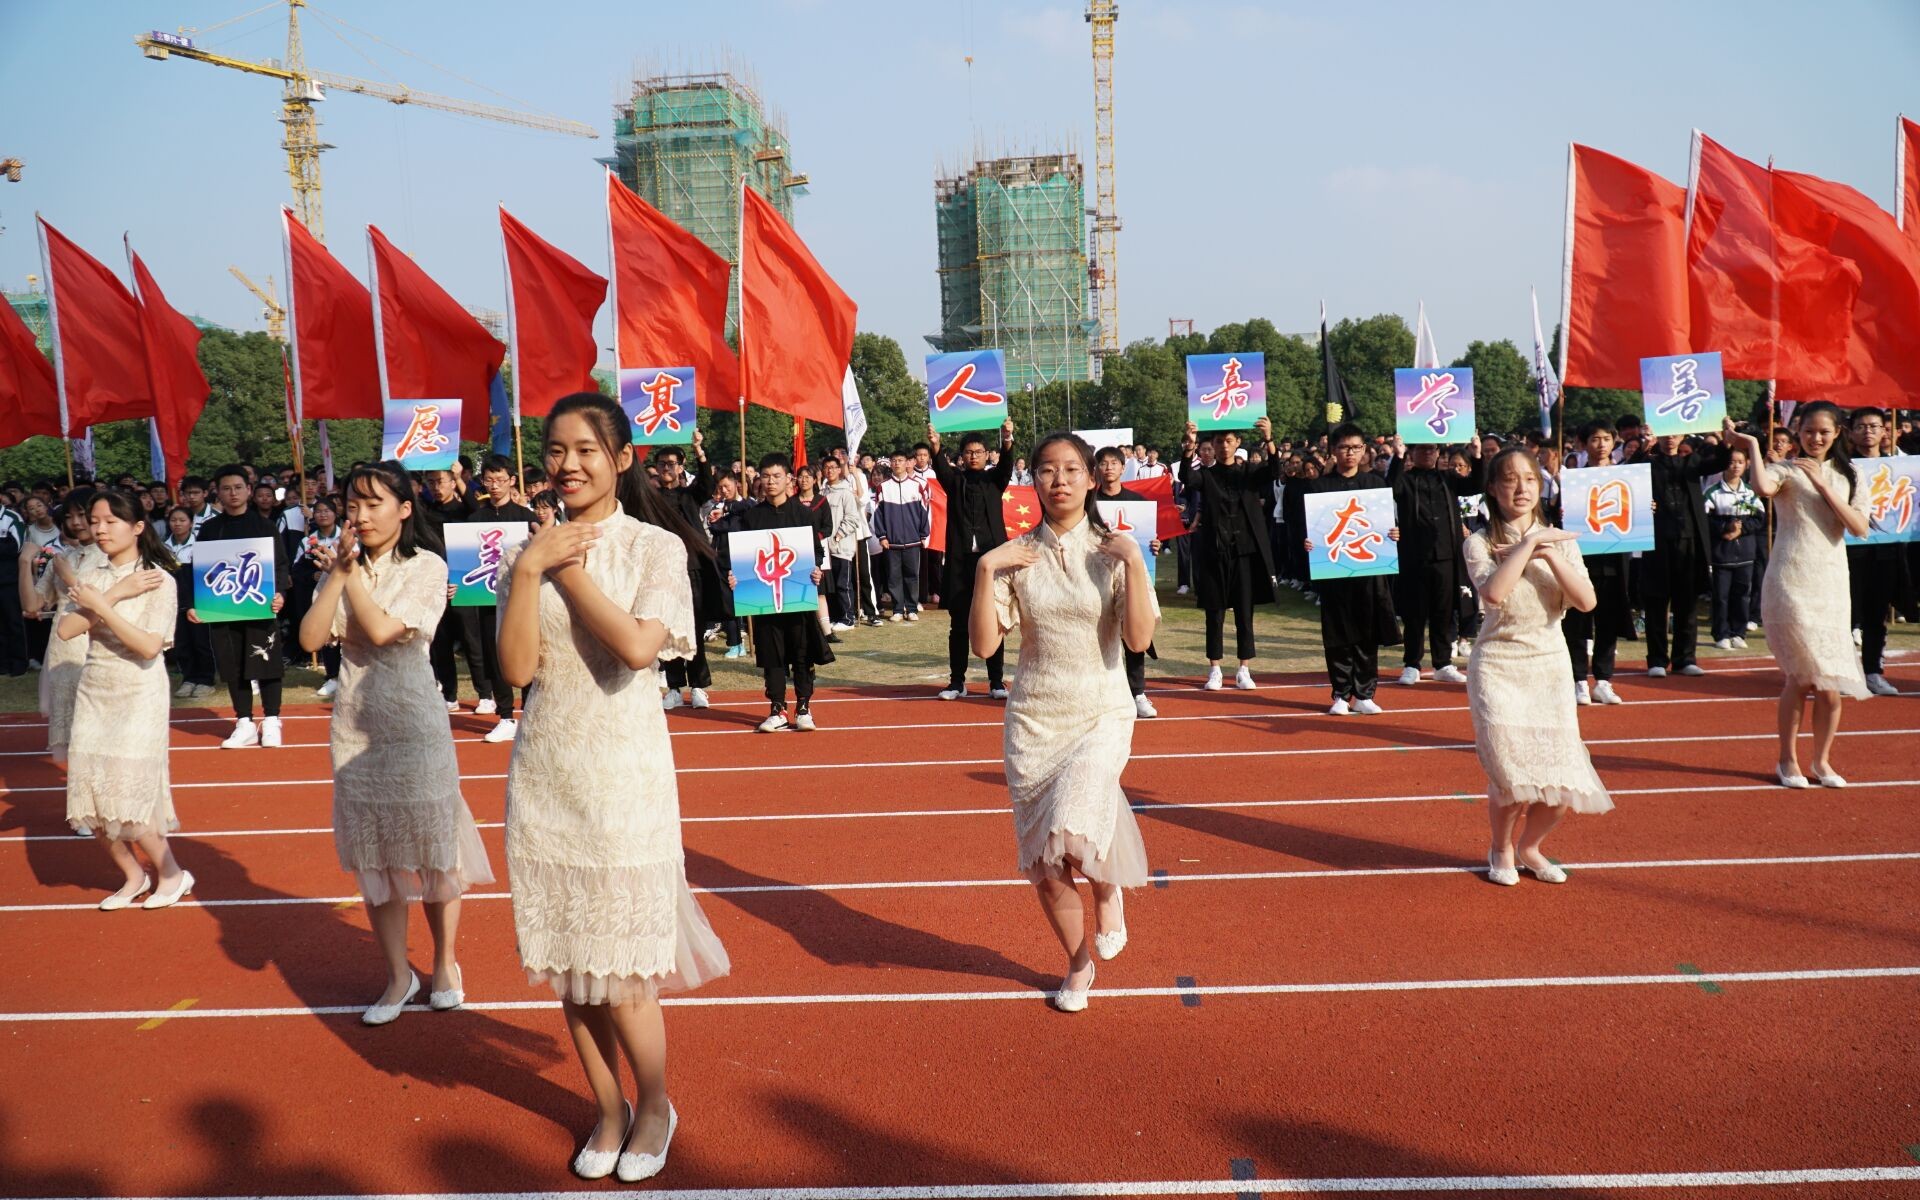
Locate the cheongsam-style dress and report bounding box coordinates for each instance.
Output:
[65,561,177,840]
[38,542,108,762]
[1761,460,1871,698]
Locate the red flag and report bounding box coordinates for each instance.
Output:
[925,477,947,555]
[0,298,60,448]
[500,206,605,419]
[1901,116,1920,245]
[1000,484,1039,542]
[1127,473,1188,540]
[127,245,209,486]
[607,171,739,410]
[792,419,808,468]
[739,185,857,428]
[1558,145,1691,389]
[283,208,380,421]
[1685,132,1858,391]
[368,224,506,439]
[37,217,152,434]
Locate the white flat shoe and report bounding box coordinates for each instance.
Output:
[615,1102,678,1183]
[1518,857,1569,884]
[100,875,152,911]
[1486,849,1519,887]
[1202,667,1223,691]
[1812,770,1847,789]
[572,1101,632,1181]
[1776,765,1811,790]
[1093,928,1128,961]
[429,964,464,1011]
[1051,961,1095,1012]
[143,870,195,910]
[361,972,420,1026]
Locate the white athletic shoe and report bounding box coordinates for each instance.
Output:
[1714,638,1734,650]
[690,689,710,708]
[1746,622,1759,632]
[222,718,259,749]
[1677,664,1706,677]
[757,711,791,733]
[1455,639,1475,661]
[259,717,283,748]
[316,678,339,699]
[831,621,855,632]
[1647,666,1668,679]
[1176,585,1190,595]
[1134,694,1158,719]
[483,719,518,743]
[475,698,497,715]
[446,700,462,712]
[793,709,817,732]
[889,612,904,623]
[1592,680,1623,705]
[905,612,920,623]
[1328,697,1352,716]
[1203,666,1224,691]
[1433,665,1467,684]
[1866,673,1899,696]
[989,685,1010,700]
[1575,681,1592,706]
[662,690,683,710]
[1397,666,1421,686]
[1234,666,1255,690]
[174,680,196,698]
[1731,637,1749,649]
[1352,697,1383,715]
[938,687,964,701]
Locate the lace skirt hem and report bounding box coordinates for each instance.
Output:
[1777,667,1871,701]
[68,815,178,841]
[1487,783,1615,814]
[1018,797,1150,887]
[519,876,730,1006]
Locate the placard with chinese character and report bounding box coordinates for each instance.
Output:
[1639,352,1725,438]
[1096,499,1157,581]
[381,400,461,471]
[620,366,697,446]
[1560,463,1654,555]
[445,522,532,606]
[1305,488,1399,580]
[192,536,276,623]
[1846,454,1920,545]
[1393,367,1475,445]
[728,527,819,616]
[926,350,1009,435]
[1186,353,1267,432]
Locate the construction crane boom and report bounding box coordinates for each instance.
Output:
[228,266,286,341]
[1085,0,1120,358]
[134,1,596,242]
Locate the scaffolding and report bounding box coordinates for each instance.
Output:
[3,282,49,354]
[605,69,808,338]
[929,154,1095,392]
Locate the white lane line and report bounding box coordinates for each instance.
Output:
[3,964,1916,1024]
[6,779,1918,845]
[4,851,1915,914]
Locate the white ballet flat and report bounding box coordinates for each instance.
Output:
[615,1102,678,1183]
[1518,858,1569,884]
[1094,927,1128,961]
[361,972,420,1027]
[1776,765,1811,790]
[142,870,195,910]
[429,964,464,1011]
[1051,961,1095,1012]
[572,1101,632,1181]
[99,875,152,911]
[1485,849,1519,887]
[1812,770,1848,789]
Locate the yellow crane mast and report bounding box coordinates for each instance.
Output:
[228,266,285,341]
[136,0,597,243]
[1085,0,1120,359]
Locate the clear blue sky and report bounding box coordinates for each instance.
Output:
[2,1,1915,379]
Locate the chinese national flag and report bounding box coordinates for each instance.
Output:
[37,217,153,433]
[1000,485,1040,542]
[283,208,380,420]
[1561,145,1690,389]
[1685,133,1859,392]
[607,172,739,410]
[500,207,605,418]
[368,224,506,438]
[0,297,60,448]
[128,244,209,486]
[1127,473,1188,540]
[739,185,856,428]
[1901,116,1920,246]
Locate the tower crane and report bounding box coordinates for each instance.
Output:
[135,0,596,242]
[1085,0,1120,358]
[228,266,285,341]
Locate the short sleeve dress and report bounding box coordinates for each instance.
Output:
[1759,461,1871,698]
[38,542,108,762]
[65,561,178,840]
[500,512,730,1006]
[991,516,1154,885]
[327,548,494,905]
[1463,531,1612,812]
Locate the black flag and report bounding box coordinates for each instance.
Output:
[1320,302,1352,426]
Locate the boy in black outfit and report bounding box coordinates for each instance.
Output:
[719,454,833,732]
[926,418,1016,700]
[193,464,292,748]
[464,455,536,741]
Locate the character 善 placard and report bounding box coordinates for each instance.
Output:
[1305,488,1398,580]
[1394,367,1475,446]
[382,399,462,472]
[1186,353,1267,432]
[1640,352,1726,438]
[1095,499,1157,581]
[193,536,277,623]
[729,527,819,617]
[445,522,532,606]
[1561,463,1654,555]
[620,366,697,446]
[926,350,1009,435]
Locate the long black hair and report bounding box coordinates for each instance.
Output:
[343,461,426,558]
[90,488,176,571]
[544,392,714,560]
[1029,431,1111,537]
[1793,400,1858,501]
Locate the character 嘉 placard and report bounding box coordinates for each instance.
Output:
[382,399,461,471]
[1186,353,1267,432]
[1305,488,1398,580]
[1560,463,1654,555]
[445,522,532,606]
[1640,352,1726,438]
[926,350,1009,435]
[1096,499,1157,581]
[1394,367,1475,445]
[193,537,276,623]
[620,366,697,446]
[1846,454,1920,546]
[729,527,819,616]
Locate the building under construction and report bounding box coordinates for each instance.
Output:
[930,154,1095,392]
[4,283,49,354]
[605,70,807,337]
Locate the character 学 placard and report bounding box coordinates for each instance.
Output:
[1394,367,1475,445]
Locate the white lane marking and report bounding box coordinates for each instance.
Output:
[2,964,1916,1025]
[5,779,1918,845]
[3,851,1915,913]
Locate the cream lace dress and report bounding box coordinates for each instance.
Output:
[38,542,108,763]
[1464,532,1612,812]
[327,548,493,905]
[1760,460,1870,698]
[991,515,1153,885]
[498,512,729,1006]
[65,561,178,840]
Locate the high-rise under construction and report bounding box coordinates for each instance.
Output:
[930,154,1095,392]
[605,70,808,338]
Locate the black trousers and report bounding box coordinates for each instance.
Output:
[1175,535,1193,588]
[1851,566,1892,674]
[1400,557,1459,669]
[1643,581,1701,670]
[1204,553,1258,662]
[944,551,1005,687]
[885,546,922,614]
[1712,562,1755,644]
[664,640,713,691]
[210,619,284,718]
[431,606,490,702]
[0,573,25,673]
[1327,644,1379,700]
[765,663,815,707]
[1564,607,1617,682]
[830,555,857,623]
[1125,647,1146,696]
[854,543,881,619]
[474,609,521,712]
[173,607,216,685]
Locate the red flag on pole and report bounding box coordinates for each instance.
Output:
[1557,145,1691,389]
[1126,472,1188,540]
[926,477,947,554]
[739,184,857,427]
[36,216,152,435]
[127,244,209,486]
[1900,116,1920,245]
[282,208,380,421]
[792,419,807,468]
[367,224,506,439]
[1000,484,1039,542]
[0,298,60,448]
[606,171,739,410]
[500,206,605,419]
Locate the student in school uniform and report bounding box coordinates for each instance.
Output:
[1387,439,1481,686]
[716,454,833,732]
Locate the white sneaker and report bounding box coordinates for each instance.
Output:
[1746,622,1759,632]
[757,711,791,733]
[1647,666,1668,679]
[475,698,497,715]
[174,680,196,698]
[1397,666,1421,686]
[1352,697,1382,715]
[259,717,283,748]
[793,709,817,732]
[1134,694,1158,719]
[1731,636,1749,649]
[316,678,339,699]
[1852,628,1863,646]
[222,718,259,749]
[1677,664,1706,677]
[938,687,964,701]
[905,611,919,622]
[1592,680,1623,705]
[831,621,855,632]
[1203,666,1224,691]
[1234,666,1255,690]
[1175,585,1190,595]
[690,688,710,708]
[483,719,518,743]
[889,613,904,623]
[1433,665,1467,684]
[1575,681,1592,705]
[1455,639,1475,660]
[662,690,683,710]
[1865,673,1899,696]
[1328,697,1351,716]
[445,700,461,712]
[989,685,1010,700]
[1713,638,1733,650]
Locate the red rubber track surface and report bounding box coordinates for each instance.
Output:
[1,662,1917,1198]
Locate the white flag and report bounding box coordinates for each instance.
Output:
[148,419,165,481]
[841,365,868,462]
[1413,300,1441,369]
[72,429,95,478]
[1530,287,1560,438]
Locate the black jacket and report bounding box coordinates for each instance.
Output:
[931,443,1015,593]
[1639,445,1730,596]
[1387,457,1482,564]
[1178,455,1280,607]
